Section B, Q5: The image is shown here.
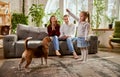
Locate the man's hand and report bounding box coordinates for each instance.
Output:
[61,35,69,39]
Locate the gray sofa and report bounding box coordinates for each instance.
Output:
[3,24,98,58]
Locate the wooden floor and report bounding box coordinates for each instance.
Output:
[0,48,120,77]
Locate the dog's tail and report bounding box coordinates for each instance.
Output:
[25,37,32,49]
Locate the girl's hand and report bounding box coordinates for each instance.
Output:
[66,9,70,12]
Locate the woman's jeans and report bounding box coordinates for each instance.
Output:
[52,36,77,53]
[52,36,60,51]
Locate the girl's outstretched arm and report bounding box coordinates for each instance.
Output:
[66,9,79,21]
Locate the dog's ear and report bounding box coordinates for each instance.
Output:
[45,36,51,42]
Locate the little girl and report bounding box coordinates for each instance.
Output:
[66,9,90,62]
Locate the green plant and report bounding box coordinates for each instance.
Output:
[11,13,28,33]
[29,4,45,27]
[105,16,117,24]
[92,0,105,29]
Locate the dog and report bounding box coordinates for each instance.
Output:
[18,36,51,71]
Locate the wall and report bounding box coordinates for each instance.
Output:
[2,0,22,13]
[1,0,47,14]
[92,30,120,48]
[1,0,47,26]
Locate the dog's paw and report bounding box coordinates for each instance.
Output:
[18,65,21,71]
[25,68,31,72]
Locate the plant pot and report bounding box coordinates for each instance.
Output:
[44,24,47,27]
[108,23,113,29]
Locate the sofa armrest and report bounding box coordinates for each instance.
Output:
[89,35,98,54]
[3,34,17,42]
[3,34,18,58]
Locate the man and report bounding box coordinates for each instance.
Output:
[59,15,79,59]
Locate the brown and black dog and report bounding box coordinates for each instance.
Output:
[18,36,51,71]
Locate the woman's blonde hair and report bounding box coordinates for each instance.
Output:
[49,15,58,26]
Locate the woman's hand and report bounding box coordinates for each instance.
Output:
[52,26,55,30]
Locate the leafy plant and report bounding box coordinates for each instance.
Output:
[29,4,45,27]
[11,13,28,33]
[92,0,105,29]
[105,16,117,24]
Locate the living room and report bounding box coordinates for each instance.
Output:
[0,0,120,77]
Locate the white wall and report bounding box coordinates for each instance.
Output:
[2,0,22,13]
[1,0,47,14]
[92,30,120,48]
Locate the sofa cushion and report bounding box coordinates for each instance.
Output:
[16,40,42,48]
[113,33,120,38]
[111,38,120,43]
[17,24,48,40]
[15,40,42,57]
[17,24,30,40]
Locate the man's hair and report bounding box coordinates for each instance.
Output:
[63,14,69,17]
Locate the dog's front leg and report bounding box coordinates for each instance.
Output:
[18,58,25,70]
[41,57,43,65]
[45,58,47,65]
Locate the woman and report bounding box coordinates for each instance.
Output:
[47,15,61,56]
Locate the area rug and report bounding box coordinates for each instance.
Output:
[0,56,120,77]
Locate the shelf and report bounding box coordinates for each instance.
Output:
[0,1,11,35]
[0,1,8,5]
[0,13,10,15]
[0,25,10,26]
[92,29,114,31]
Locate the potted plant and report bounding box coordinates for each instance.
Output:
[92,0,105,29]
[29,4,45,27]
[11,13,28,33]
[105,16,117,29]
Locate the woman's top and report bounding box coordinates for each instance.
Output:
[47,24,60,37]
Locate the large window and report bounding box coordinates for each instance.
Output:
[63,0,88,23]
[43,0,59,25]
[91,0,119,29]
[43,0,120,28]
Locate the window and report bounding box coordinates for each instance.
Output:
[43,0,59,25]
[92,0,119,29]
[43,0,120,27]
[64,0,88,23]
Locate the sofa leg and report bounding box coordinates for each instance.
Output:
[109,40,114,49]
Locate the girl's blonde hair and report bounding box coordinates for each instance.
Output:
[81,11,90,23]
